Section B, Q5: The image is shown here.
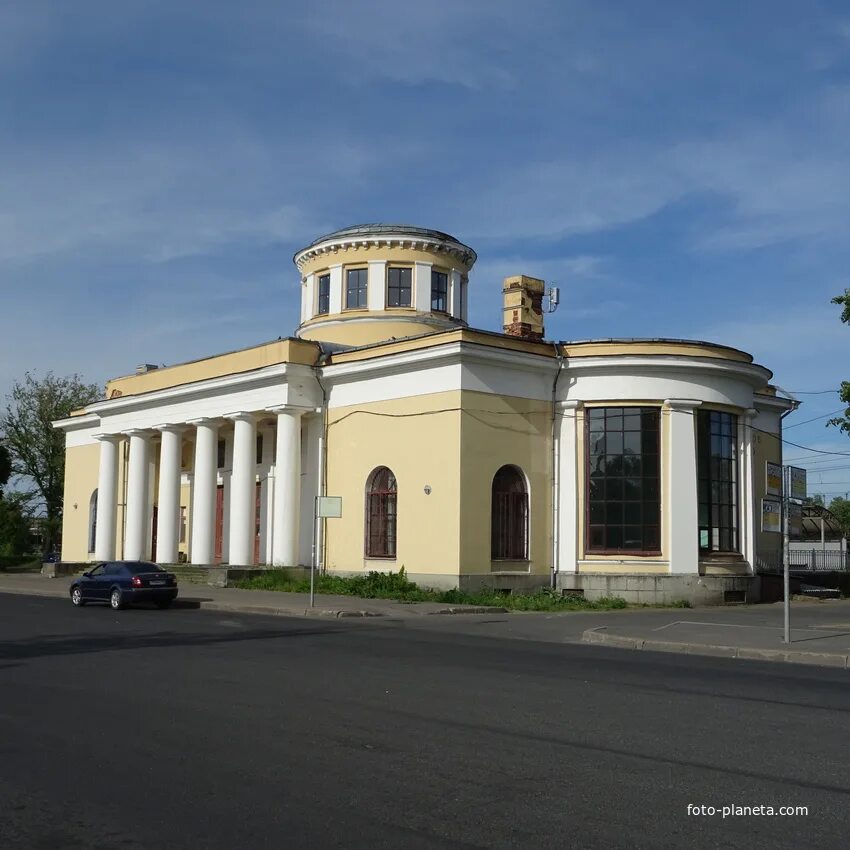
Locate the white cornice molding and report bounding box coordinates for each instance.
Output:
[294,235,476,271]
[82,362,315,417]
[753,393,796,411]
[563,354,772,388]
[53,412,100,431]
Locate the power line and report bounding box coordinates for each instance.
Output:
[786,389,840,395]
[784,408,846,430]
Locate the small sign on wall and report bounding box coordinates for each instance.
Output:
[766,462,782,497]
[317,496,342,518]
[761,498,781,534]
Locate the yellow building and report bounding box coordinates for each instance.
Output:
[55,224,793,604]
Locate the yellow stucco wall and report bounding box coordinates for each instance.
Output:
[324,391,462,576]
[61,443,101,562]
[299,315,458,346]
[561,340,754,363]
[458,392,552,575]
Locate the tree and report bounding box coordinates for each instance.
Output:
[1,372,101,552]
[827,497,850,538]
[0,492,32,558]
[827,289,850,434]
[0,441,11,494]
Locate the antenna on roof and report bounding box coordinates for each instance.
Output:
[544,284,560,314]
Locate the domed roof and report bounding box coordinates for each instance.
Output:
[305,223,464,247]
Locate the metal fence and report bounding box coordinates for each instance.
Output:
[789,549,850,572]
[758,550,850,573]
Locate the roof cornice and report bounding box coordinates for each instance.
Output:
[294,233,476,271]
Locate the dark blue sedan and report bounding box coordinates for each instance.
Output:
[70,561,178,610]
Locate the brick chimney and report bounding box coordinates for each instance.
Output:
[502,275,545,340]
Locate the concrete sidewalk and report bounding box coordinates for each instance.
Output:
[0,572,505,619]
[582,601,850,669]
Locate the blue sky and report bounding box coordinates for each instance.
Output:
[2,0,849,497]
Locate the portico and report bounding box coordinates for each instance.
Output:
[86,405,312,567]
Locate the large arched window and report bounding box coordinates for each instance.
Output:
[88,489,98,554]
[491,465,528,560]
[365,467,397,558]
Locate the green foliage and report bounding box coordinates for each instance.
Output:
[1,371,101,550]
[0,492,33,558]
[234,568,634,611]
[832,289,850,325]
[827,497,850,537]
[828,291,850,435]
[0,441,11,493]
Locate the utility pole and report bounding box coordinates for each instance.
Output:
[782,466,791,645]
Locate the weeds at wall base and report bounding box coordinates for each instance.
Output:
[234,567,636,611]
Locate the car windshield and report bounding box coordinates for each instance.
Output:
[132,562,163,573]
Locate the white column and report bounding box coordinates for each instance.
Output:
[414,261,432,312]
[301,274,314,323]
[94,434,120,560]
[269,408,303,566]
[450,269,462,318]
[228,412,256,566]
[741,409,757,570]
[155,425,183,564]
[328,263,343,314]
[556,401,581,573]
[368,261,386,311]
[124,430,151,561]
[190,418,218,565]
[665,399,701,574]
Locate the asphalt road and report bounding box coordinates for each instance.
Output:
[1,595,848,849]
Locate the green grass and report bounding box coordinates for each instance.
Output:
[0,556,42,572]
[233,567,635,611]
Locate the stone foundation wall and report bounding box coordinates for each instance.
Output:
[556,573,760,605]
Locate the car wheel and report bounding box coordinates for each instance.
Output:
[109,588,125,610]
[70,586,85,607]
[155,599,172,610]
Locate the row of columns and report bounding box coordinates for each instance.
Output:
[94,409,304,566]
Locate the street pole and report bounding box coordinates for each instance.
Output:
[783,465,791,645]
[310,496,317,609]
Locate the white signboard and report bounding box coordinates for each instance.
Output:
[765,462,782,497]
[317,496,342,518]
[761,499,781,534]
[789,467,807,501]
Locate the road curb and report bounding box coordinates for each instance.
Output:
[429,606,509,615]
[193,600,386,618]
[582,628,850,669]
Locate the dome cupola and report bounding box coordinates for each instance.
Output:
[293,224,477,346]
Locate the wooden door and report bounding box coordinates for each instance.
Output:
[254,481,261,565]
[150,506,158,562]
[214,485,224,564]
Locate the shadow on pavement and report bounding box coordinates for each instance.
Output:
[0,624,344,662]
